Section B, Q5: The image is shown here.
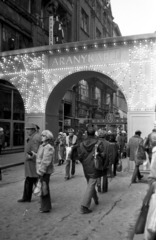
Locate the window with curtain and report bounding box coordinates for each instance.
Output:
[79,80,89,101]
[95,87,101,106]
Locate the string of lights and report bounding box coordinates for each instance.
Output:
[0,37,156,114]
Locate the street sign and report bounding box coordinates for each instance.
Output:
[105,113,114,123]
[64,119,71,126]
[49,16,53,45]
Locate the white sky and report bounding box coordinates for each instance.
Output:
[111,0,156,36]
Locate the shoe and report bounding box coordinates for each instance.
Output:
[94,199,99,205]
[17,199,31,203]
[65,177,70,180]
[138,175,144,180]
[40,210,50,213]
[80,206,92,214]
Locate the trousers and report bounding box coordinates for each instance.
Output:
[97,169,108,192]
[22,177,38,201]
[81,178,98,209]
[40,174,52,212]
[131,164,142,183]
[65,159,75,178]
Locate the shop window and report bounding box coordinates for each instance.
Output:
[13,92,24,121]
[95,87,101,107]
[0,122,10,147]
[13,123,24,146]
[81,8,89,33]
[0,90,11,119]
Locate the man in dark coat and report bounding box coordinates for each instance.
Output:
[144,121,156,163]
[79,126,102,214]
[127,130,144,183]
[18,123,41,202]
[97,129,111,193]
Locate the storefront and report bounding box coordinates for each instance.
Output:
[0,80,25,153]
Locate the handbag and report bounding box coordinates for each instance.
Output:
[34,179,42,197]
[94,141,103,170]
[116,159,122,172]
[136,144,146,161]
[135,204,149,234]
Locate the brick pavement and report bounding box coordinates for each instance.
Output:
[0,156,148,240]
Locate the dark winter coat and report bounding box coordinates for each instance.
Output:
[79,136,102,179]
[127,135,143,161]
[98,137,111,169]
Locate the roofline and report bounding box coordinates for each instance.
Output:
[0,32,156,57]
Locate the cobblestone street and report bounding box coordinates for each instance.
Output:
[0,157,148,240]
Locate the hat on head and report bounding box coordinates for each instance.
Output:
[135,130,142,135]
[25,123,36,129]
[67,128,74,133]
[35,125,40,130]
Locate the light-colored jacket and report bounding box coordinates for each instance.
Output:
[36,143,55,176]
[127,135,143,161]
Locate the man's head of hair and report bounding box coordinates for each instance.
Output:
[135,130,141,136]
[87,126,95,136]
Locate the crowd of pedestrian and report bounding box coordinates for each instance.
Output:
[17,122,128,214]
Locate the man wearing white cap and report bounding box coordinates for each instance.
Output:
[18,123,41,202]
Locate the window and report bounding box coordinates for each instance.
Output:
[96,2,101,20]
[96,28,101,39]
[106,93,110,105]
[2,24,31,52]
[79,80,89,101]
[81,8,89,33]
[95,87,101,106]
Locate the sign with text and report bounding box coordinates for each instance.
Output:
[64,119,71,126]
[48,49,121,69]
[49,16,53,45]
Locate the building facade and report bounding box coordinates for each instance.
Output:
[0,0,126,152]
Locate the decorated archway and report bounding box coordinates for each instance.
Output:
[0,33,156,139]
